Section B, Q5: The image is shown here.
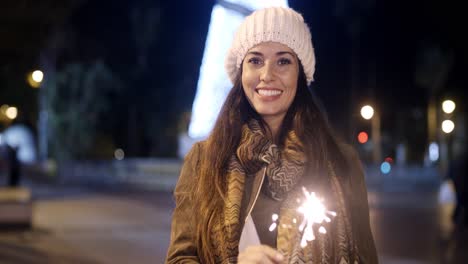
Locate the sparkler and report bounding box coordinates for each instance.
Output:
[269,187,337,248]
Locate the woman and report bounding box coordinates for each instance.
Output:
[166,6,378,264]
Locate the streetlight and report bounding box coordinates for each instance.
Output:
[0,104,14,123]
[5,106,18,120]
[27,69,44,88]
[25,69,47,160]
[360,105,381,164]
[360,105,374,120]
[32,70,44,82]
[441,120,455,134]
[442,100,456,114]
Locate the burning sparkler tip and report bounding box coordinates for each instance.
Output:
[272,213,279,221]
[269,223,277,232]
[269,187,338,248]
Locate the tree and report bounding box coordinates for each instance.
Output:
[47,60,122,160]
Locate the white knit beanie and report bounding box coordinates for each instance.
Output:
[225,7,315,86]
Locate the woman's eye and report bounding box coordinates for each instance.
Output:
[278,58,292,65]
[248,57,262,65]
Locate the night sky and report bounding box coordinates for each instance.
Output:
[0,0,465,160]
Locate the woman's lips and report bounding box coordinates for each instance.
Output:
[255,88,283,100]
[257,89,282,96]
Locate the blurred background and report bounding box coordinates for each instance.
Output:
[0,0,466,263]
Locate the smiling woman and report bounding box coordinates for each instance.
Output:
[166,6,378,264]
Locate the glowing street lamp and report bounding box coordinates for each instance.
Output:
[442,100,456,114]
[32,70,44,83]
[27,69,44,88]
[27,69,46,159]
[5,106,18,120]
[442,120,455,134]
[360,105,374,120]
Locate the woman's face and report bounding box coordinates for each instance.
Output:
[242,42,299,124]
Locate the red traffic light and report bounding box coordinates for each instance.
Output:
[357,131,369,144]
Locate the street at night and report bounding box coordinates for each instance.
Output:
[1,0,467,263]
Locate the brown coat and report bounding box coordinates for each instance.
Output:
[166,141,378,263]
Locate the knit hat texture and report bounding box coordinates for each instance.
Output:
[225,7,315,85]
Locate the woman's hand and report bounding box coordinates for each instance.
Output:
[238,245,284,264]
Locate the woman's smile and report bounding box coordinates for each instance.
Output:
[256,87,283,99]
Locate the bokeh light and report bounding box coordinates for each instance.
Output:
[357,131,369,144]
[380,161,391,174]
[5,106,18,120]
[114,148,125,160]
[429,142,439,162]
[27,70,44,88]
[360,105,374,120]
[442,100,455,114]
[32,70,44,83]
[441,120,455,134]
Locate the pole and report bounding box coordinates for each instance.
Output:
[372,112,382,163]
[38,89,48,162]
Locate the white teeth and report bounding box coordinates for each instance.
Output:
[258,89,282,96]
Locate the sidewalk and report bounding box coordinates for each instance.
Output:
[0,182,174,264]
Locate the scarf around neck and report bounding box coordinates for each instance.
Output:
[234,119,306,201]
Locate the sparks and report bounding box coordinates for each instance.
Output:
[269,187,337,248]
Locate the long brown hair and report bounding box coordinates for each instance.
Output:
[193,63,349,262]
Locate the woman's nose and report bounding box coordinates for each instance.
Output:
[260,62,275,83]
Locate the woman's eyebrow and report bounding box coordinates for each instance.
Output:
[276,51,294,56]
[246,51,263,56]
[246,51,294,56]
